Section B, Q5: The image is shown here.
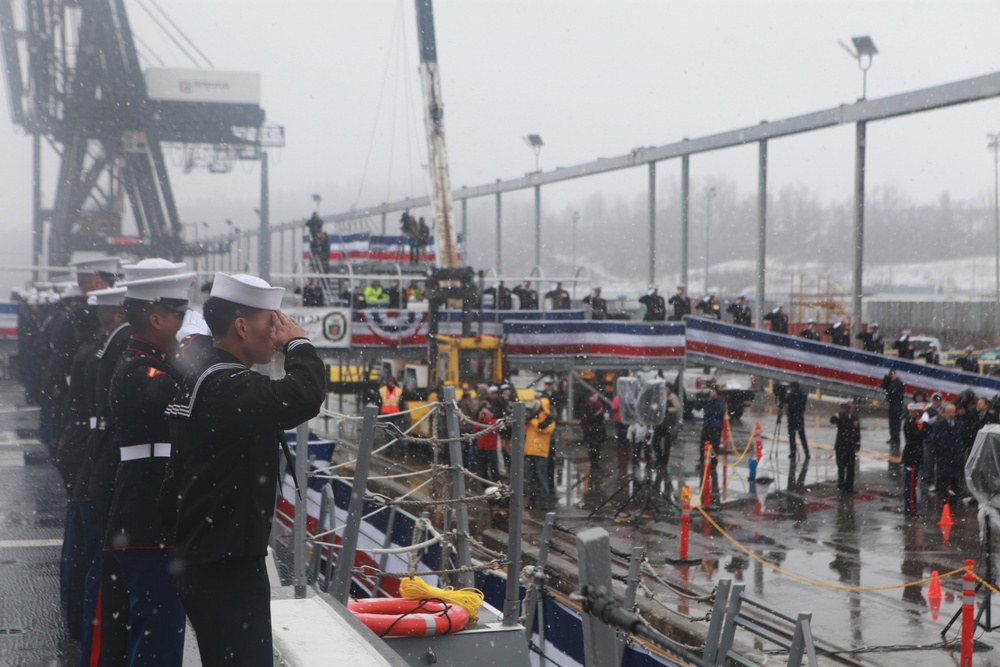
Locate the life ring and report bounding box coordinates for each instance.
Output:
[348,597,470,637]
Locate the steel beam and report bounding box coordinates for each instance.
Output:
[852,121,866,339]
[756,140,767,329]
[648,161,656,285]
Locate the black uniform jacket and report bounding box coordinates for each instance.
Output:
[104,337,178,550]
[55,337,100,491]
[86,321,132,520]
[166,336,325,565]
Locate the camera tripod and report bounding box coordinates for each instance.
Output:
[589,438,677,526]
[942,517,998,638]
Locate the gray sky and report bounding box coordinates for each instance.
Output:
[1,0,999,262]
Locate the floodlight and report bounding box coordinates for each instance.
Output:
[851,36,878,57]
[526,134,543,148]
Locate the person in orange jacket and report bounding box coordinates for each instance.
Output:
[524,399,556,508]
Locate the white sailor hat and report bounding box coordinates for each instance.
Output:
[123,273,196,310]
[870,322,879,328]
[647,284,658,295]
[87,286,126,308]
[210,272,284,310]
[70,256,121,279]
[807,318,816,324]
[122,258,187,282]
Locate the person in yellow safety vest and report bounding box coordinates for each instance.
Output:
[378,376,406,455]
[524,399,556,509]
[364,280,389,307]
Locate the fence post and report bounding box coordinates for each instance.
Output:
[502,402,526,627]
[293,421,310,598]
[330,405,378,604]
[443,386,473,588]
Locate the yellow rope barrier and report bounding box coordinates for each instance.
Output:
[727,426,757,468]
[972,571,1000,597]
[693,445,715,509]
[696,505,968,592]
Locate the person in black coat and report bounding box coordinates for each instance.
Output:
[697,386,726,465]
[956,347,980,374]
[484,281,513,310]
[779,382,809,459]
[512,281,538,310]
[932,404,965,499]
[166,274,325,667]
[726,295,752,326]
[582,287,608,320]
[901,404,925,514]
[893,332,916,359]
[855,322,885,353]
[880,370,905,446]
[763,305,788,334]
[799,319,821,341]
[638,286,666,321]
[545,282,572,310]
[667,285,691,321]
[830,401,861,493]
[579,393,606,470]
[695,294,721,320]
[824,320,850,346]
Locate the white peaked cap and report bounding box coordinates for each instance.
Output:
[55,281,80,296]
[70,256,121,276]
[122,258,188,282]
[211,272,284,310]
[87,286,126,307]
[123,273,196,303]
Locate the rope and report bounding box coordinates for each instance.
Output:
[310,405,439,474]
[326,468,436,482]
[726,426,757,468]
[697,505,968,591]
[399,575,485,622]
[638,580,712,623]
[305,476,438,542]
[387,490,508,507]
[641,558,714,602]
[971,572,1000,597]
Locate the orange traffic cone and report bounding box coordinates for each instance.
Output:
[938,503,954,527]
[926,570,943,620]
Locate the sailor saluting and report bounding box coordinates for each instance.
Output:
[165,272,325,666]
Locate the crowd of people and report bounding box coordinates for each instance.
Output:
[17,257,325,666]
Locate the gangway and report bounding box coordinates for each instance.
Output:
[685,316,1000,402]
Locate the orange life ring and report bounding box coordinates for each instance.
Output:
[348,597,470,637]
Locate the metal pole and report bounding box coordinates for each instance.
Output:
[991,133,1000,334]
[502,402,526,626]
[534,184,542,269]
[680,155,690,290]
[31,133,42,281]
[259,152,271,282]
[442,386,473,588]
[381,208,387,236]
[461,195,468,260]
[704,190,711,294]
[576,527,623,667]
[648,161,656,285]
[756,140,768,329]
[495,187,503,273]
[293,420,309,598]
[851,121,867,340]
[523,512,556,640]
[331,405,379,603]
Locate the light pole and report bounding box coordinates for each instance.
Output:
[989,132,1000,332]
[704,186,716,294]
[311,193,322,214]
[523,134,544,173]
[571,210,580,298]
[838,35,878,100]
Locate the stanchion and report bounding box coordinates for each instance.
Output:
[701,441,712,510]
[962,559,976,667]
[755,422,763,462]
[721,412,730,453]
[680,485,691,560]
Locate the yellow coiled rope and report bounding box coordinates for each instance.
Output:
[399,576,485,622]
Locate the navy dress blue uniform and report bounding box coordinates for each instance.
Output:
[104,337,185,666]
[166,335,325,666]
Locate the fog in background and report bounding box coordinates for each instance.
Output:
[0,0,998,293]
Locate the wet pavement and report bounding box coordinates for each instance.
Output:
[5,379,1000,665]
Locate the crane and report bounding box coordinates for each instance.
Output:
[0,0,283,269]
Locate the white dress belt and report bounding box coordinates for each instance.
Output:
[89,417,97,429]
[120,443,171,461]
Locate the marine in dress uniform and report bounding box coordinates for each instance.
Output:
[166,272,325,667]
[104,268,195,666]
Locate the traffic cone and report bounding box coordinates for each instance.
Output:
[938,503,954,527]
[926,570,943,620]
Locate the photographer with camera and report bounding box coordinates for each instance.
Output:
[777,381,809,460]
